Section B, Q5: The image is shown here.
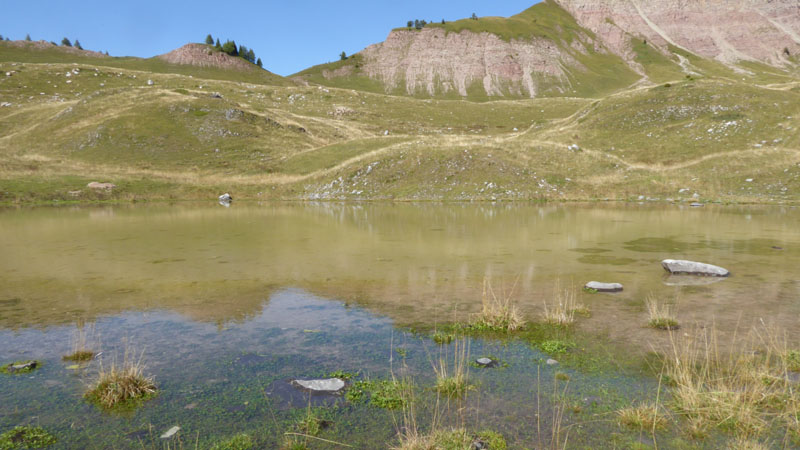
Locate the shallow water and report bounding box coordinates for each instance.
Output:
[1,202,799,447]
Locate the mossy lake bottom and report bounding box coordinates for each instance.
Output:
[1,202,799,448]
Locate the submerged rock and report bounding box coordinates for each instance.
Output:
[160,426,180,439]
[662,274,726,286]
[291,378,346,394]
[546,359,558,366]
[1,360,39,374]
[87,181,116,190]
[584,281,623,293]
[475,357,498,368]
[661,259,730,277]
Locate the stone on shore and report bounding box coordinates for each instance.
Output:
[87,182,116,190]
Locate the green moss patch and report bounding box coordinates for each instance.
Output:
[0,361,41,375]
[0,426,56,449]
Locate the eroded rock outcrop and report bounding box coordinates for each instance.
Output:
[557,0,800,67]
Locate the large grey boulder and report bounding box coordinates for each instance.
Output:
[218,193,232,207]
[661,259,730,277]
[584,281,623,292]
[291,378,346,394]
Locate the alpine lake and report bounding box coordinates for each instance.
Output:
[1,202,799,449]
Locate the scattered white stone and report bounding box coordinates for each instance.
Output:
[477,358,493,365]
[147,79,154,86]
[5,72,11,77]
[0,102,11,107]
[546,359,558,366]
[679,188,689,193]
[746,179,754,183]
[66,80,72,84]
[160,426,180,439]
[384,130,389,136]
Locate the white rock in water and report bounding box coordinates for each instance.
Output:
[218,193,232,203]
[477,358,493,365]
[292,378,345,393]
[546,359,558,366]
[160,426,180,439]
[662,259,730,277]
[584,281,623,292]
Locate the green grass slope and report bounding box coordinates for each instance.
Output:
[0,37,798,205]
[0,40,290,86]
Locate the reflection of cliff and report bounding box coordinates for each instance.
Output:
[1,204,799,339]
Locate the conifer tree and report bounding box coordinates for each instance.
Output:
[61,37,72,47]
[205,34,214,45]
[256,58,262,68]
[74,40,82,50]
[25,34,31,41]
[247,49,255,63]
[215,38,221,49]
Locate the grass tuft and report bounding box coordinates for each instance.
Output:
[433,337,474,399]
[62,350,94,362]
[209,433,253,450]
[616,402,668,430]
[395,428,506,450]
[84,346,156,410]
[543,282,577,327]
[469,277,524,332]
[645,295,679,330]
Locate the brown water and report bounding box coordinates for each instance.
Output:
[1,202,798,347]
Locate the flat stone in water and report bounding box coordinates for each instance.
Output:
[546,359,558,366]
[662,259,730,277]
[160,426,180,439]
[292,378,345,393]
[475,357,498,368]
[584,281,623,293]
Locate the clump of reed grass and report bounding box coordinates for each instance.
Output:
[62,320,98,362]
[645,295,679,330]
[433,337,474,398]
[663,325,800,439]
[85,346,156,409]
[542,282,577,326]
[616,402,668,430]
[469,277,524,332]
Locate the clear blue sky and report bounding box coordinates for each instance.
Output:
[0,1,540,76]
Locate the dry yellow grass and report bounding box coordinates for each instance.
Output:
[663,325,800,439]
[645,294,679,330]
[470,277,523,332]
[542,282,577,326]
[616,402,668,430]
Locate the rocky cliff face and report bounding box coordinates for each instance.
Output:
[557,0,800,67]
[302,0,799,99]
[157,44,256,71]
[355,28,584,98]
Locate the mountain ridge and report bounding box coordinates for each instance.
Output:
[295,0,799,99]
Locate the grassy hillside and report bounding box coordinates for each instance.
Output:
[1,40,798,205]
[0,41,290,86]
[296,0,641,100]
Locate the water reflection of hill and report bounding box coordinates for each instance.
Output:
[1,203,799,347]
